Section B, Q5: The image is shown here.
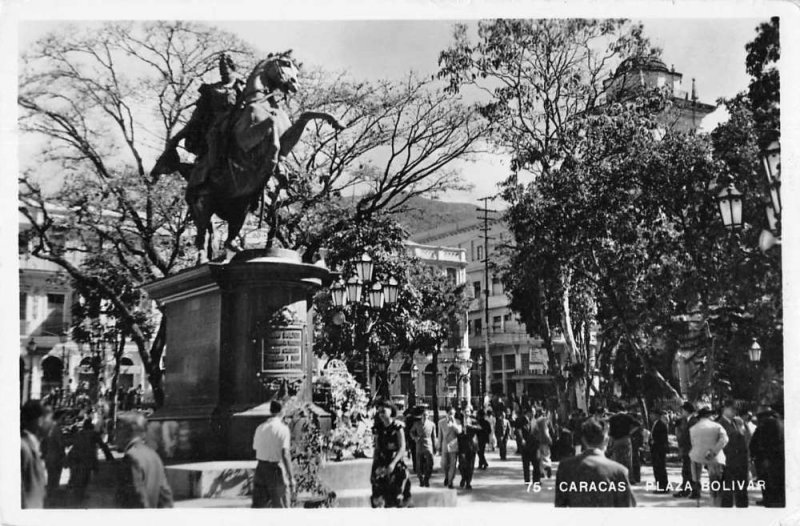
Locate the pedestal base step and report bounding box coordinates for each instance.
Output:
[172,486,457,508]
[165,459,374,500]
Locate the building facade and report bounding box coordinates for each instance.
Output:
[411,220,569,402]
[19,204,149,403]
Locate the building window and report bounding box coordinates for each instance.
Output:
[467,319,472,335]
[492,315,502,332]
[477,245,484,261]
[423,363,436,396]
[504,313,513,322]
[446,267,457,282]
[43,293,66,334]
[504,354,515,370]
[491,355,502,372]
[473,318,482,336]
[521,352,530,371]
[491,276,502,296]
[473,281,481,298]
[19,292,28,321]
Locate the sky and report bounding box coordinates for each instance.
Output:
[19,18,766,203]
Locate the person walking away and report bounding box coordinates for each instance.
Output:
[409,408,436,487]
[21,401,49,509]
[718,400,750,507]
[486,409,497,452]
[515,407,541,485]
[68,418,115,505]
[456,412,480,490]
[370,401,411,507]
[749,407,785,507]
[114,412,173,508]
[555,418,636,507]
[476,409,491,470]
[649,408,670,493]
[41,408,66,497]
[251,400,295,508]
[438,407,461,489]
[606,405,641,479]
[534,409,555,478]
[403,408,419,474]
[494,411,511,460]
[673,401,698,498]
[689,405,729,506]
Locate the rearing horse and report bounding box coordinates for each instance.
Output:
[173,55,344,263]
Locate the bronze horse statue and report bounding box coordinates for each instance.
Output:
[152,54,344,262]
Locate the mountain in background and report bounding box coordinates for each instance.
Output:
[394,195,479,236]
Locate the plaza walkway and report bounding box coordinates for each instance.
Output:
[412,443,762,508]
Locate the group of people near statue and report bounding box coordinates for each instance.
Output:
[20,399,174,509]
[664,400,785,507]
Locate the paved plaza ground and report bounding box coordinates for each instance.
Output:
[411,442,762,508]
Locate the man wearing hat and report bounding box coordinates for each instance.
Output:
[409,406,436,487]
[114,412,173,508]
[689,405,729,506]
[649,408,670,493]
[252,400,295,508]
[718,400,751,507]
[673,401,698,498]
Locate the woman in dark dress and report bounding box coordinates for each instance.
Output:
[370,401,411,508]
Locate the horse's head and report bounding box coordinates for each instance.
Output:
[261,56,300,95]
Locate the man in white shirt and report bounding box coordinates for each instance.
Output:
[689,405,728,506]
[252,400,295,508]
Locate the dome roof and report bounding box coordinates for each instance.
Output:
[614,56,671,78]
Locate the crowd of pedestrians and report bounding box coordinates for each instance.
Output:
[20,399,173,510]
[22,392,784,510]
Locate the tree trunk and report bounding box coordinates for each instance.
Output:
[559,270,587,412]
[537,279,567,419]
[145,315,167,407]
[376,366,391,401]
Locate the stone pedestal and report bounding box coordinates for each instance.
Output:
[142,248,334,461]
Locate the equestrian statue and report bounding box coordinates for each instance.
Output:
[152,52,345,263]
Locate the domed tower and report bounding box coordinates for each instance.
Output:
[602,55,716,132]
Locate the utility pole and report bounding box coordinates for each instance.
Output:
[476,197,497,408]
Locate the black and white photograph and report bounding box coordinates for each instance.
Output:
[1,1,797,524]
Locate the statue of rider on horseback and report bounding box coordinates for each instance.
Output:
[152,52,344,263]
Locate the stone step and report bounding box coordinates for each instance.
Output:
[173,486,457,508]
[165,458,373,500]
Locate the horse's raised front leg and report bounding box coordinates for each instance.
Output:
[279,111,345,158]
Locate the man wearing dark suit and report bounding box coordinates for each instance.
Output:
[21,401,49,509]
[114,412,173,508]
[673,401,698,498]
[555,418,636,507]
[750,408,784,507]
[515,407,540,485]
[41,409,66,496]
[649,408,670,492]
[718,400,751,507]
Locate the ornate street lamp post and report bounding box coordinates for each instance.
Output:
[760,140,782,252]
[330,252,399,399]
[409,362,419,408]
[748,338,762,363]
[717,183,744,232]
